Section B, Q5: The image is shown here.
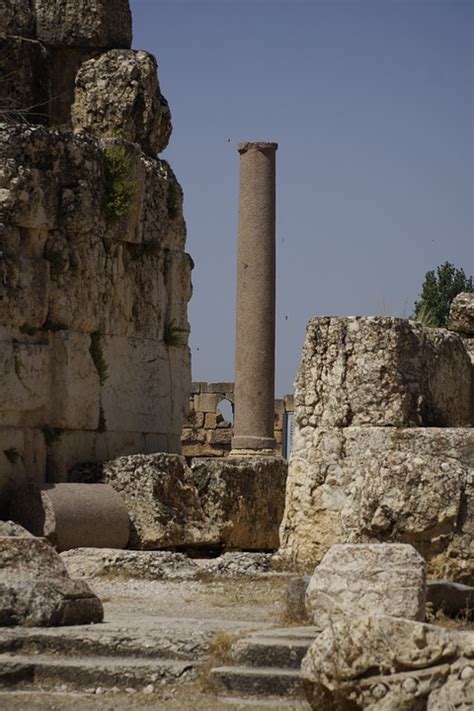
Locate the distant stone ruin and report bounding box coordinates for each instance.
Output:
[279,299,474,583]
[0,0,192,509]
[181,381,295,457]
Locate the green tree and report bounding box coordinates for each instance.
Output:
[414,262,473,327]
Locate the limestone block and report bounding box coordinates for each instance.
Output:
[0,0,36,36]
[0,341,50,426]
[301,614,474,711]
[11,483,130,551]
[207,429,232,445]
[295,317,471,427]
[305,543,426,627]
[141,158,186,251]
[190,456,288,550]
[102,141,146,244]
[0,537,103,626]
[72,50,171,155]
[0,521,33,537]
[0,37,48,126]
[448,292,474,335]
[100,336,172,433]
[79,453,207,549]
[279,427,473,583]
[0,125,105,235]
[49,331,100,430]
[45,430,149,482]
[164,250,193,335]
[201,382,234,394]
[35,0,132,49]
[0,246,50,329]
[169,345,191,443]
[195,393,221,413]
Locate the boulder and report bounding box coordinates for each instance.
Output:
[70,453,287,551]
[448,292,474,335]
[305,544,426,626]
[72,50,172,155]
[34,0,132,49]
[295,317,471,428]
[0,536,103,626]
[279,427,473,583]
[0,521,32,537]
[301,614,474,710]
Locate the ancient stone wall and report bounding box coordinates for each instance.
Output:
[181,382,294,457]
[0,0,192,507]
[279,315,474,583]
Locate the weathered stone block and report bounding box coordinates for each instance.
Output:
[190,456,288,550]
[448,292,474,335]
[279,427,473,583]
[0,341,50,426]
[72,50,171,155]
[100,336,172,433]
[301,614,474,711]
[207,429,232,445]
[35,0,132,49]
[141,158,186,251]
[305,543,426,626]
[296,317,471,428]
[49,331,100,430]
[0,537,103,626]
[164,250,193,334]
[195,393,221,413]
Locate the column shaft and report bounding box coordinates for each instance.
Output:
[232,141,277,452]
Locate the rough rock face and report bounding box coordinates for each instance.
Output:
[34,0,132,49]
[301,614,474,711]
[279,316,473,583]
[295,317,471,428]
[0,124,190,496]
[0,536,103,626]
[70,453,287,550]
[72,50,172,155]
[280,427,473,582]
[448,293,474,335]
[305,544,426,626]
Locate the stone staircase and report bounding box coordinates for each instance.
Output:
[212,626,319,708]
[0,628,196,692]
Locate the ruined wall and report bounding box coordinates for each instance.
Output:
[0,0,192,503]
[278,316,474,583]
[181,382,294,457]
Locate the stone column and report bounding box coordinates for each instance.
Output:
[232,141,278,452]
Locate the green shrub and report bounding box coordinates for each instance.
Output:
[163,321,187,347]
[42,425,62,447]
[103,145,136,224]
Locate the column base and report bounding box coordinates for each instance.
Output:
[231,435,276,452]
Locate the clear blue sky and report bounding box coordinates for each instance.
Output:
[130,0,473,396]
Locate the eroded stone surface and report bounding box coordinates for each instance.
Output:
[305,543,426,626]
[448,292,474,335]
[35,0,132,49]
[301,614,474,711]
[72,50,171,155]
[279,427,473,583]
[0,537,103,626]
[70,454,287,551]
[295,317,472,428]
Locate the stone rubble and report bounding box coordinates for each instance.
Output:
[305,543,426,627]
[0,535,103,626]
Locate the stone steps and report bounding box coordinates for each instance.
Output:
[0,630,199,661]
[0,653,193,690]
[211,626,318,705]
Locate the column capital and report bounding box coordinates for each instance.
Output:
[238,141,278,155]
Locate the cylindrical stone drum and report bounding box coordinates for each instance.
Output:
[11,483,130,551]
